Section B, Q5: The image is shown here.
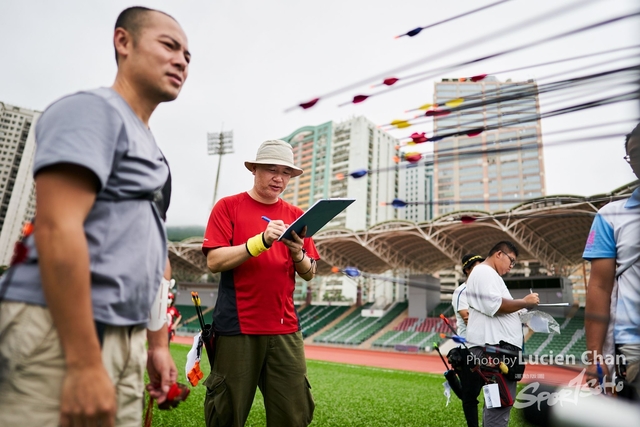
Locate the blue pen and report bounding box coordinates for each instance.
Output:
[261,216,271,222]
[596,361,605,393]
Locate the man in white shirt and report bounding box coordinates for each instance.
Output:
[466,241,539,427]
[451,253,483,427]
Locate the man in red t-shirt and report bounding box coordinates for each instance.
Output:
[202,140,318,427]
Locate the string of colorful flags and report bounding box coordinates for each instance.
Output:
[333,130,634,180]
[394,0,513,39]
[383,61,640,139]
[282,0,639,229]
[285,0,610,111]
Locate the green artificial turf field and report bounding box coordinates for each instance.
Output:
[147,343,527,426]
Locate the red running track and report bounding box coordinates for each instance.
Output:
[304,345,583,386]
[173,336,585,387]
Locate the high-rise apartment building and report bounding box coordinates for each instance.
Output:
[281,116,399,231]
[0,102,39,265]
[433,76,546,216]
[398,158,434,222]
[281,116,400,303]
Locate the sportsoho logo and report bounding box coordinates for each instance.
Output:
[514,369,624,409]
[466,350,628,408]
[516,351,626,409]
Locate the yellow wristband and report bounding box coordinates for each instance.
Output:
[246,233,269,257]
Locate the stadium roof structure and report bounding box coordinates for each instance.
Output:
[168,181,637,277]
[168,237,208,276]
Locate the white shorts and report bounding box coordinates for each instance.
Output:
[0,301,147,427]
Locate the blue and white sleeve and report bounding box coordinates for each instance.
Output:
[583,213,616,260]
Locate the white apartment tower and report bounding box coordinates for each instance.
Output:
[281,116,400,303]
[281,116,399,230]
[433,76,546,216]
[398,158,434,222]
[0,102,39,266]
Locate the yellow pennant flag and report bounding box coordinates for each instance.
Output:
[390,119,411,129]
[445,98,464,108]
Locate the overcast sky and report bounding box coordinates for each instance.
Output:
[2,0,639,226]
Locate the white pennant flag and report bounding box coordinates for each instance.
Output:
[443,381,452,406]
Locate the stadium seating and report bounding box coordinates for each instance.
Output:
[564,333,587,360]
[388,316,457,333]
[524,309,587,361]
[372,330,443,350]
[371,315,454,351]
[427,302,454,318]
[406,317,457,334]
[523,332,548,354]
[394,317,421,331]
[298,304,350,338]
[175,304,208,334]
[176,304,352,338]
[313,302,408,345]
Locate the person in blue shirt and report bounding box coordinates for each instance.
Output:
[451,253,483,427]
[584,123,640,399]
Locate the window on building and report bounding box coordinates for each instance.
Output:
[501,176,521,186]
[500,153,519,163]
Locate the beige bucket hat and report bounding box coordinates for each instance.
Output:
[244,140,303,177]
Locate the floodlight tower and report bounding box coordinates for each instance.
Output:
[207,129,234,207]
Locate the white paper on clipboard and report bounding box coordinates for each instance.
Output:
[278,198,355,241]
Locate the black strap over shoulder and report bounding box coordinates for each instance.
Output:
[95,321,107,347]
[95,153,172,221]
[155,165,172,222]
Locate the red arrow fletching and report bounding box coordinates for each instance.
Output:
[299,98,319,109]
[353,95,369,104]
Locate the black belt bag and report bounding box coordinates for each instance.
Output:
[490,340,525,382]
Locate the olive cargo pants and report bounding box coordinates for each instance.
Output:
[204,331,314,427]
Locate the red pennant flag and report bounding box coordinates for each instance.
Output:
[470,74,487,82]
[299,98,319,109]
[410,132,428,143]
[433,109,451,117]
[353,95,369,104]
[405,153,422,163]
[383,77,399,86]
[460,216,477,224]
[466,129,483,137]
[426,109,451,117]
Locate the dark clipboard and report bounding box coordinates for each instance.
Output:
[278,198,356,241]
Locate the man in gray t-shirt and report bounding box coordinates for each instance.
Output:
[0,7,191,427]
